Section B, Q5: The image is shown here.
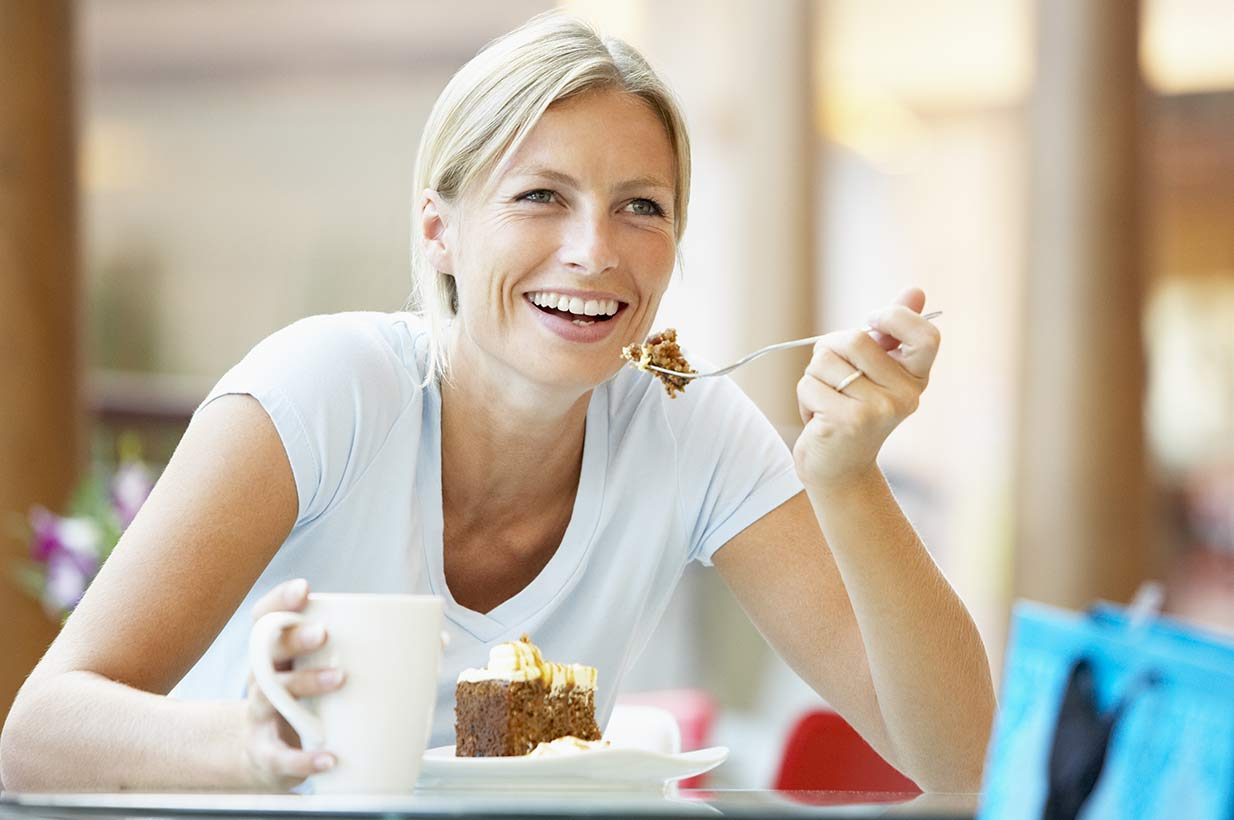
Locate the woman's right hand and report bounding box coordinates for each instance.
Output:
[243,578,345,791]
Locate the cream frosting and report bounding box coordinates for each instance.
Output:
[456,635,597,691]
[526,736,611,757]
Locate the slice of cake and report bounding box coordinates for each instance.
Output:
[620,328,696,398]
[455,635,601,757]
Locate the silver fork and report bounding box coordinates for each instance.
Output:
[642,310,943,380]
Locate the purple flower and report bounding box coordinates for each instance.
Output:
[111,461,154,528]
[43,546,98,615]
[28,513,103,617]
[29,506,65,563]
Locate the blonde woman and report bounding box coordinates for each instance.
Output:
[1,14,994,793]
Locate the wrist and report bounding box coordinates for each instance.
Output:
[208,701,264,791]
[802,462,887,502]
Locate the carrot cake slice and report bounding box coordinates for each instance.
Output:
[454,636,601,757]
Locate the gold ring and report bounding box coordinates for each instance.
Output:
[836,370,865,392]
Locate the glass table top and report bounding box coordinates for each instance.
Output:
[1,789,978,820]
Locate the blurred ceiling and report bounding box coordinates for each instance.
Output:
[81,0,1234,95]
[813,0,1234,166]
[818,0,1234,109]
[1143,0,1234,94]
[79,0,554,84]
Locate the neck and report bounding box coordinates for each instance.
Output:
[439,330,592,517]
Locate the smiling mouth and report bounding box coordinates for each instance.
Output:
[525,292,625,326]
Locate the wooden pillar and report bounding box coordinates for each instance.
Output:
[699,0,817,431]
[0,0,82,724]
[1015,0,1154,608]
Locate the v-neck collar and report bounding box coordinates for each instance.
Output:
[418,377,609,643]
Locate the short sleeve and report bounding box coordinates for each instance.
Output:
[195,313,421,525]
[675,376,805,566]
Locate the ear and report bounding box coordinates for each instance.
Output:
[418,189,453,274]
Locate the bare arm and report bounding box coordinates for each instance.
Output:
[0,395,317,791]
[714,488,994,793]
[714,291,995,793]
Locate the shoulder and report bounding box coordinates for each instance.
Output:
[260,311,427,381]
[233,311,430,407]
[207,311,434,524]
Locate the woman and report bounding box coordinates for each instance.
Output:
[0,13,994,793]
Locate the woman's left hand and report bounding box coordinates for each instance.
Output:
[793,287,940,489]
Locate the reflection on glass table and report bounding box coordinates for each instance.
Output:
[0,788,978,820]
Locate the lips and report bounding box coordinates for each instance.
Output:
[523,293,628,344]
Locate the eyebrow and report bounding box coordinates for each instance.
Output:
[508,164,674,195]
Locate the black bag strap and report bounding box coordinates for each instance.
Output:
[1041,658,1158,820]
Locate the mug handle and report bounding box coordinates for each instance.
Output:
[249,611,326,750]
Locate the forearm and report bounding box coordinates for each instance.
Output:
[1,670,254,792]
[806,467,996,792]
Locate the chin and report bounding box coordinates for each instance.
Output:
[519,350,620,395]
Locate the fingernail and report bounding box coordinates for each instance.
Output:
[300,623,325,647]
[285,579,308,605]
[314,753,335,771]
[318,668,343,687]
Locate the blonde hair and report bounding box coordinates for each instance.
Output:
[408,11,692,383]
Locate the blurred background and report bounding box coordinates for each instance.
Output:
[2,0,1232,789]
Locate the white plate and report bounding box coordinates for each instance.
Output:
[417,744,728,789]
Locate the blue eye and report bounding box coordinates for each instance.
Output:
[626,198,666,217]
[519,189,555,204]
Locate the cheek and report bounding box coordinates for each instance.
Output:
[478,221,554,289]
[456,228,547,328]
[627,235,676,292]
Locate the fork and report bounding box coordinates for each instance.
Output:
[642,310,943,380]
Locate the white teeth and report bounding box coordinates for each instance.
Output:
[572,318,595,326]
[528,291,623,317]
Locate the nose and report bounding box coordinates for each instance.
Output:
[558,208,618,276]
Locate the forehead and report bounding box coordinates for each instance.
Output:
[498,89,676,187]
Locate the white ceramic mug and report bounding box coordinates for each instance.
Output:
[249,593,444,794]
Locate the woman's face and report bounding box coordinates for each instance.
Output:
[441,89,678,393]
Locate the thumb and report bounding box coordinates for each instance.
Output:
[870,287,927,351]
[893,286,926,313]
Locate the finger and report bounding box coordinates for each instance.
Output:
[279,667,346,699]
[815,331,915,392]
[254,737,336,782]
[268,622,328,666]
[864,306,940,379]
[248,669,344,749]
[866,288,926,351]
[892,286,926,313]
[275,746,336,779]
[797,370,843,423]
[250,580,327,666]
[865,304,937,351]
[251,579,310,623]
[805,344,869,398]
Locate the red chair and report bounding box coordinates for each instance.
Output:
[773,708,921,795]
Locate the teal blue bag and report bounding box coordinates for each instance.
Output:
[978,599,1234,819]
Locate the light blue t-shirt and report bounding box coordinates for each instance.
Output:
[171,311,804,748]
